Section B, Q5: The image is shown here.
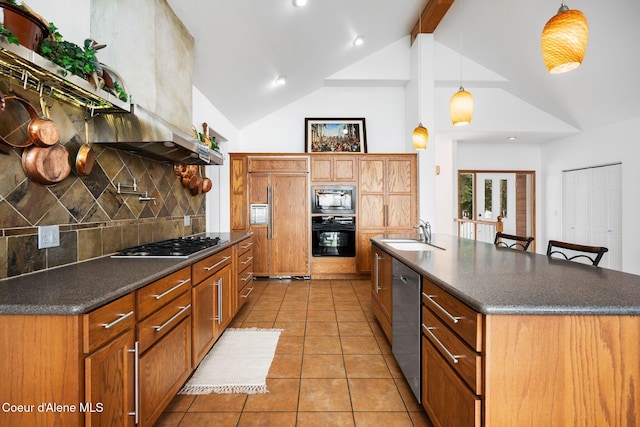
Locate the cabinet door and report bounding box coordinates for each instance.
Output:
[139,317,191,427]
[85,330,136,427]
[371,246,392,341]
[192,279,214,366]
[359,158,385,193]
[311,156,333,181]
[271,173,309,276]
[213,264,234,339]
[230,155,248,231]
[422,336,481,427]
[386,158,416,229]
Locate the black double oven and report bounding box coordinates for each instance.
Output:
[311,186,356,258]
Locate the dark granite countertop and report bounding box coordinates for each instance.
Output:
[372,233,640,316]
[0,232,251,316]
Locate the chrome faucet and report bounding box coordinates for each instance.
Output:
[414,219,431,243]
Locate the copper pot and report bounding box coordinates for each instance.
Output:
[1,95,60,147]
[22,143,71,185]
[202,177,213,193]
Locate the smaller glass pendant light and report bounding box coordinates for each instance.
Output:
[412,124,429,150]
[541,2,588,74]
[450,87,473,126]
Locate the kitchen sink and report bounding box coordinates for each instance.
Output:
[380,239,444,251]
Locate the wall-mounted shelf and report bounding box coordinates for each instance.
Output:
[0,39,131,113]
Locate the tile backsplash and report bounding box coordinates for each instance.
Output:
[0,86,208,279]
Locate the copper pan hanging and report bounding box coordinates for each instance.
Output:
[0,94,60,148]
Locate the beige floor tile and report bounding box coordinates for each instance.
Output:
[188,392,247,412]
[409,410,435,427]
[301,354,346,378]
[275,336,304,354]
[268,353,303,378]
[298,379,352,411]
[340,336,381,354]
[304,335,343,354]
[297,411,355,426]
[153,411,183,427]
[239,320,275,329]
[237,411,297,427]
[275,309,307,322]
[279,300,308,311]
[306,300,336,310]
[334,301,363,311]
[352,412,414,426]
[244,310,279,322]
[394,377,422,411]
[348,378,406,411]
[163,394,195,412]
[336,310,367,322]
[344,354,392,378]
[305,321,339,336]
[338,321,374,336]
[384,354,404,378]
[252,299,283,310]
[306,310,337,322]
[375,334,393,355]
[177,412,241,427]
[273,321,306,337]
[244,379,300,411]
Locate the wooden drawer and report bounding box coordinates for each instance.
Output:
[137,292,192,353]
[192,247,233,285]
[247,156,309,173]
[422,306,482,394]
[422,336,481,427]
[238,247,253,270]
[238,237,254,255]
[237,264,254,305]
[83,292,136,354]
[422,280,482,352]
[137,267,191,320]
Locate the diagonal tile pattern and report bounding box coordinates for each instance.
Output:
[155,279,434,427]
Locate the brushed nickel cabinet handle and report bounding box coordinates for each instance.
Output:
[153,279,190,300]
[153,304,191,332]
[423,292,462,324]
[205,256,231,271]
[241,242,253,249]
[241,271,253,282]
[422,323,462,364]
[127,341,139,423]
[241,287,254,299]
[241,256,253,265]
[102,310,134,329]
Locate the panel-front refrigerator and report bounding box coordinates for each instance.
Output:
[249,172,310,277]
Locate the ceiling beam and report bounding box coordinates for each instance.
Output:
[410,0,455,43]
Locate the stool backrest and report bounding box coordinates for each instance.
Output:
[546,240,608,266]
[494,232,534,251]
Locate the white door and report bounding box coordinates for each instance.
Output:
[562,164,622,269]
[476,173,516,237]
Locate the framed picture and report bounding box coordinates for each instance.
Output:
[305,118,367,153]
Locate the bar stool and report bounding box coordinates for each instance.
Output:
[494,232,534,251]
[546,240,608,266]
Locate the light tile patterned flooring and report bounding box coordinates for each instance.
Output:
[155,279,433,427]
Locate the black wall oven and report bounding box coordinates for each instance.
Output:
[312,216,356,257]
[311,185,356,214]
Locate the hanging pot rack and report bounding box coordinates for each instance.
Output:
[0,39,130,114]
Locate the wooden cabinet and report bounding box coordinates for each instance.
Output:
[230,154,248,231]
[357,155,418,273]
[421,278,483,427]
[136,268,192,427]
[83,293,137,427]
[310,154,357,183]
[236,236,255,310]
[371,244,393,341]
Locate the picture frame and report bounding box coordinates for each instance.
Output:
[305,118,367,153]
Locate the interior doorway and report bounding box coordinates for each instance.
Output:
[458,170,536,250]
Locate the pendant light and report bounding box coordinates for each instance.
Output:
[450,32,473,126]
[412,8,428,150]
[541,2,588,74]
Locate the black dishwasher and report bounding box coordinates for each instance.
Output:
[392,258,421,402]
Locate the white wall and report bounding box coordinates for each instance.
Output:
[541,116,640,274]
[26,0,90,46]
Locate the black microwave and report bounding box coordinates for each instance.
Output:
[311,186,356,214]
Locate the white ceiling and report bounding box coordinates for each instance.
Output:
[167,0,640,143]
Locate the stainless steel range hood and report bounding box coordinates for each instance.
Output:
[92,105,223,165]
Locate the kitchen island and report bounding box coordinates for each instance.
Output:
[0,231,253,427]
[372,234,640,427]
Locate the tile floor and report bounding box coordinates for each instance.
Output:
[155,279,434,427]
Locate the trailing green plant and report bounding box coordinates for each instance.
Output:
[39,23,98,79]
[0,24,18,45]
[112,81,128,103]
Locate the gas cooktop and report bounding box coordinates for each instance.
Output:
[111,236,227,259]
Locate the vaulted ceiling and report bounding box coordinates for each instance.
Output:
[167,0,640,143]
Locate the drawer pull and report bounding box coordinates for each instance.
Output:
[102,310,134,329]
[153,304,191,332]
[153,279,190,300]
[204,256,231,271]
[423,292,462,324]
[241,287,254,299]
[241,242,254,249]
[422,323,462,364]
[240,271,253,282]
[127,341,139,424]
[241,256,254,265]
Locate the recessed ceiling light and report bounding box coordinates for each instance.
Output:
[507,136,517,141]
[353,35,364,46]
[292,0,307,7]
[274,76,287,86]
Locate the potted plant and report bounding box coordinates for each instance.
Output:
[0,0,49,50]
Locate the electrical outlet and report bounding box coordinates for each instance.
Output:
[38,225,60,249]
[184,215,191,226]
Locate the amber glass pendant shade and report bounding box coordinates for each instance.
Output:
[450,87,473,126]
[541,4,588,74]
[412,123,429,150]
